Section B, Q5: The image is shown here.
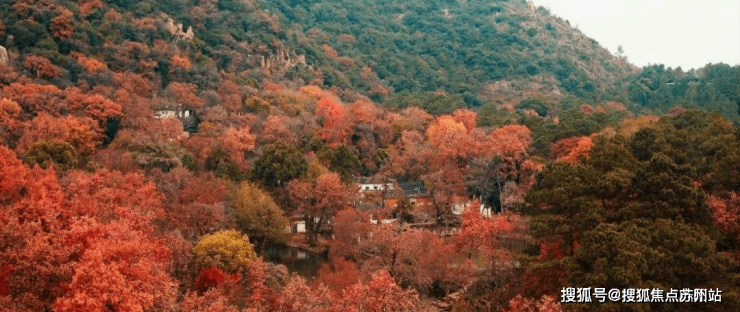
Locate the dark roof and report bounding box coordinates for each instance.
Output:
[398,182,426,197]
[357,177,394,184]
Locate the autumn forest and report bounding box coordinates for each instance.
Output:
[1,0,740,311]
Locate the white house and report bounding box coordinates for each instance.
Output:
[452,202,493,218]
[357,177,395,192]
[154,109,192,119]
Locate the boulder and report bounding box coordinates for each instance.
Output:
[0,46,8,64]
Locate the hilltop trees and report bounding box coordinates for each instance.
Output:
[522,118,740,309]
[1,0,740,309]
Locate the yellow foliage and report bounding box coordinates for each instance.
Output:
[299,85,324,99]
[192,230,256,273]
[232,183,291,247]
[304,155,331,182]
[619,115,659,138]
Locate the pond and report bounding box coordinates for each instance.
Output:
[259,245,327,280]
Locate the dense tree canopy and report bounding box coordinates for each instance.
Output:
[0,0,739,310]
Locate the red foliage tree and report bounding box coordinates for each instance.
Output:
[150,169,230,239]
[79,0,104,18]
[400,107,433,131]
[329,208,372,261]
[358,225,458,294]
[260,115,296,145]
[63,169,164,222]
[195,267,241,293]
[335,270,420,312]
[489,125,532,163]
[384,130,434,180]
[502,295,562,312]
[316,258,360,293]
[221,126,255,169]
[64,87,123,127]
[178,289,239,312]
[316,97,352,147]
[23,56,62,79]
[550,136,592,164]
[18,113,101,155]
[217,81,244,114]
[52,220,176,312]
[452,109,478,133]
[51,8,75,39]
[0,145,26,203]
[2,82,65,116]
[171,55,192,72]
[277,275,333,312]
[0,99,22,148]
[70,52,107,75]
[288,173,352,245]
[167,82,205,110]
[1,147,177,310]
[456,204,514,273]
[112,72,152,98]
[707,193,740,261]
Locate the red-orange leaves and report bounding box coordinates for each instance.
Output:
[452,109,478,133]
[489,125,532,160]
[2,82,64,116]
[503,295,562,312]
[51,9,75,39]
[277,276,333,312]
[0,263,10,296]
[316,258,360,293]
[707,193,740,261]
[63,169,164,224]
[195,267,241,292]
[179,289,239,312]
[456,204,514,272]
[52,221,176,312]
[0,146,26,202]
[23,56,62,79]
[221,127,255,169]
[551,136,592,164]
[167,82,205,110]
[64,88,123,126]
[288,173,351,245]
[18,113,101,154]
[335,270,420,312]
[171,55,192,72]
[316,97,351,147]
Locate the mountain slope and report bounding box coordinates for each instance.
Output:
[262,0,637,105]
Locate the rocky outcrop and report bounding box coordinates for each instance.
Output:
[162,14,194,42]
[0,46,8,64]
[256,47,306,73]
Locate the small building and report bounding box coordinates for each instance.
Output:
[357,177,395,192]
[384,181,432,210]
[452,201,494,218]
[153,103,199,133]
[292,220,306,234]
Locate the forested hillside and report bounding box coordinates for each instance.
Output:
[1,0,740,311]
[262,0,637,105]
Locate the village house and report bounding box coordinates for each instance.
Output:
[356,177,492,217]
[152,103,199,133]
[383,181,433,210]
[291,177,496,234]
[357,177,395,192]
